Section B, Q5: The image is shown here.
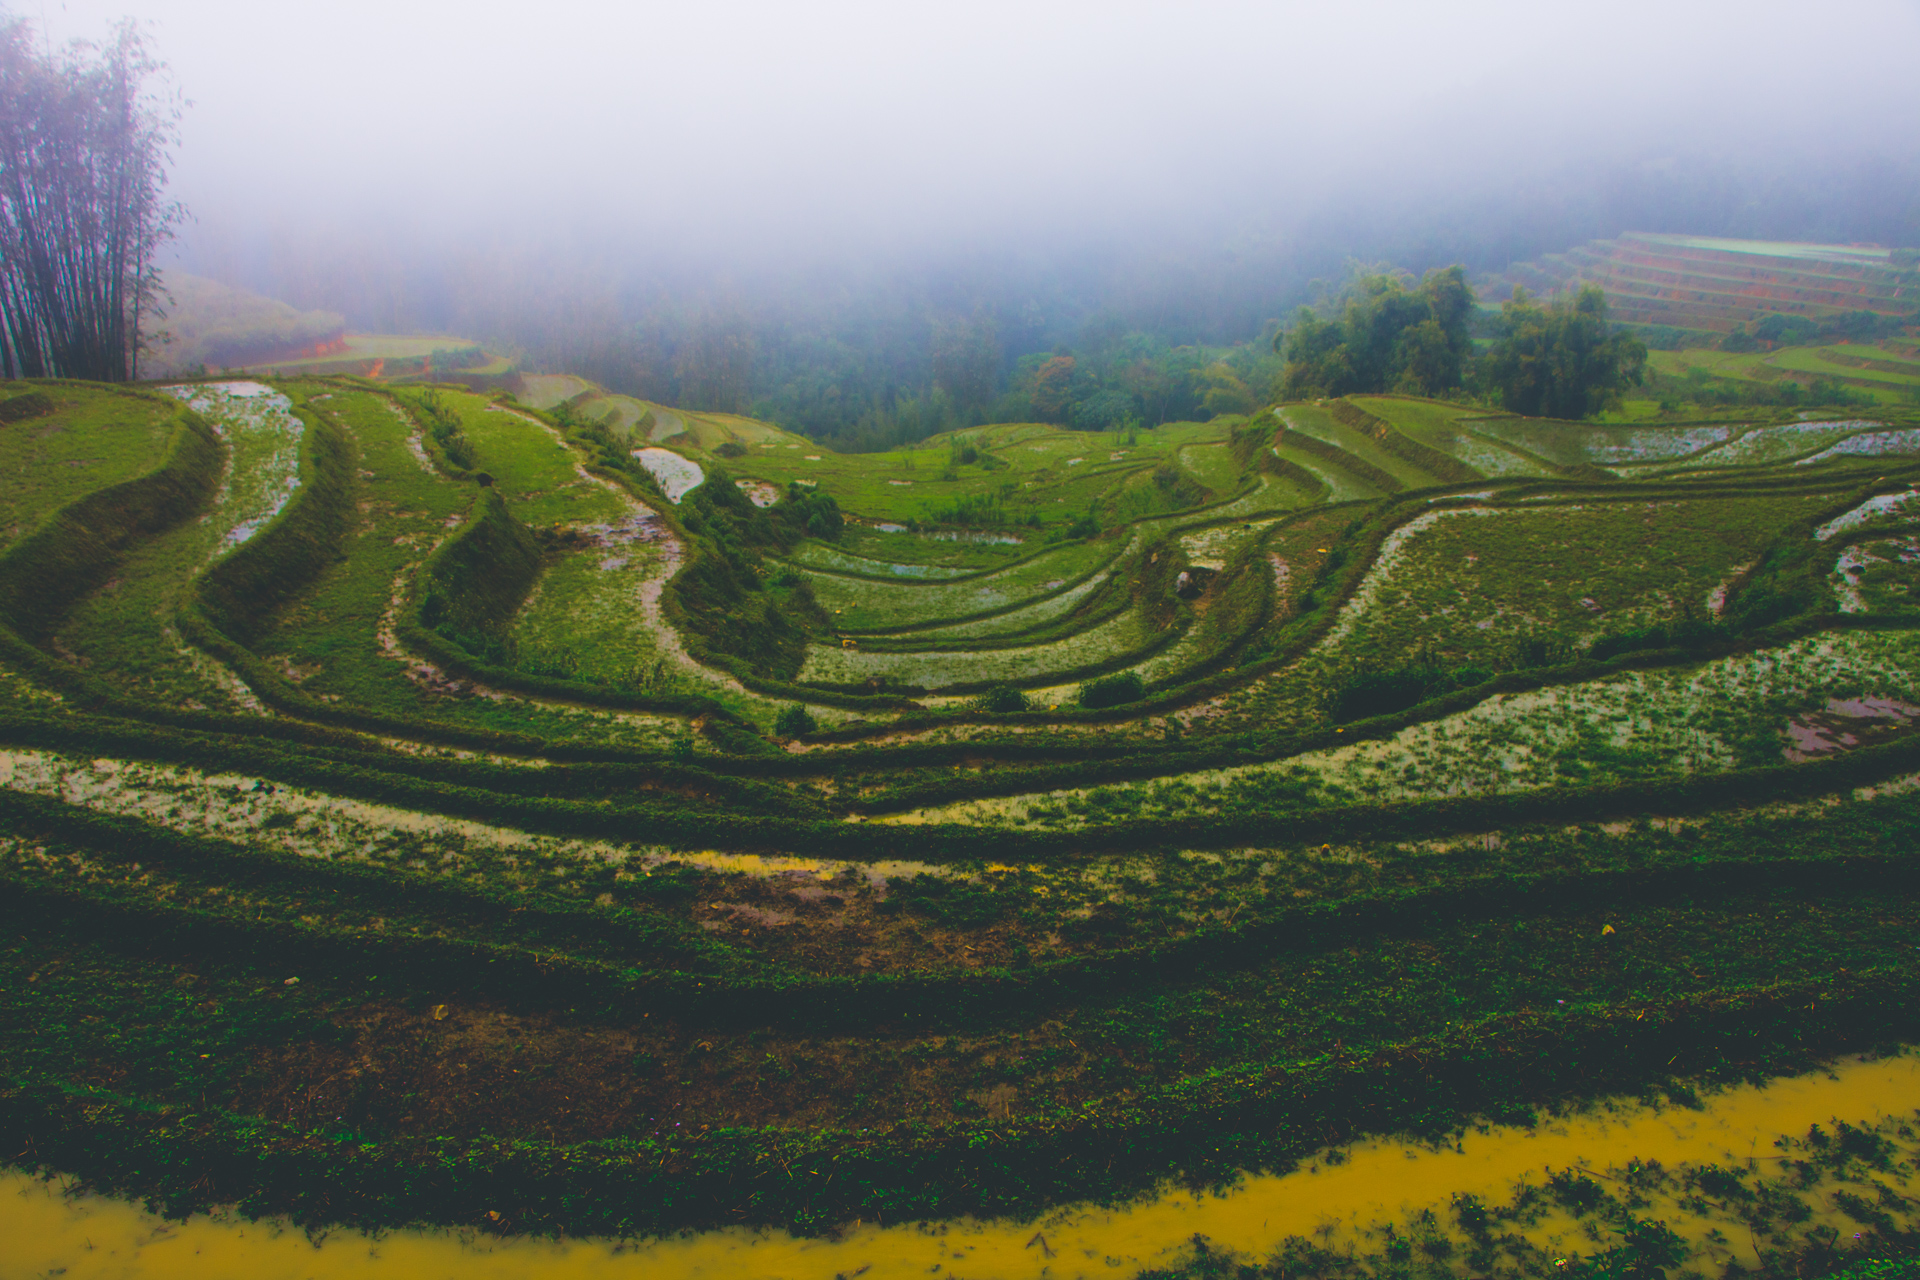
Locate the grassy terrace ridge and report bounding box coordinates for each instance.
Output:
[6,371,1920,1249]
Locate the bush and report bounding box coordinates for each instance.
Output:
[1060,508,1100,541]
[1329,665,1492,723]
[774,704,816,737]
[713,441,748,458]
[1754,314,1819,346]
[774,483,843,541]
[1587,618,1718,662]
[702,718,778,755]
[1078,670,1145,709]
[974,685,1030,713]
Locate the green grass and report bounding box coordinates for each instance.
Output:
[911,624,1920,829]
[1322,491,1841,669]
[798,605,1153,691]
[1352,396,1552,477]
[786,542,976,579]
[1206,471,1324,516]
[1646,344,1920,408]
[833,523,1031,570]
[654,418,1245,531]
[1468,416,1739,468]
[894,568,1124,643]
[515,373,595,410]
[435,393,627,526]
[12,370,1920,1250]
[506,536,696,703]
[0,385,178,551]
[1774,345,1920,388]
[1835,535,1920,615]
[1279,405,1445,487]
[809,535,1122,631]
[573,391,661,438]
[245,387,692,747]
[54,381,310,711]
[1175,441,1245,492]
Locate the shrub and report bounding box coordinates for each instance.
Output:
[1078,670,1145,709]
[774,704,817,737]
[774,482,843,542]
[702,718,778,755]
[1754,314,1820,346]
[1329,665,1492,723]
[713,441,747,458]
[1059,508,1100,541]
[974,685,1030,713]
[1587,618,1719,662]
[1331,668,1441,722]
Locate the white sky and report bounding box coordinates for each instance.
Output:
[20,0,1920,259]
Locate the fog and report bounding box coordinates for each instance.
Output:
[22,0,1920,426]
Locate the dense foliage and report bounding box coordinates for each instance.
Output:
[1276,266,1475,399]
[1480,284,1649,418]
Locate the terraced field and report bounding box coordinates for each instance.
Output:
[1485,232,1918,335]
[4,373,1920,1276]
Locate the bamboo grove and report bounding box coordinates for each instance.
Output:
[0,16,179,381]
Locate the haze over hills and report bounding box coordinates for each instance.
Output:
[140,273,346,376]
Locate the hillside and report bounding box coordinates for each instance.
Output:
[241,332,518,385]
[1,373,1919,1273]
[141,271,346,374]
[1483,231,1919,336]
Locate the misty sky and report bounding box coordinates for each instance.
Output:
[24,0,1920,268]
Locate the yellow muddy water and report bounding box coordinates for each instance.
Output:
[5,1054,1918,1280]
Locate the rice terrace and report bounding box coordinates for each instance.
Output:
[6,5,1920,1274]
[4,285,1920,1274]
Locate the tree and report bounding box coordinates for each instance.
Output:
[1030,354,1075,423]
[673,308,754,411]
[1275,265,1474,400]
[1073,387,1138,428]
[1197,361,1255,417]
[1479,285,1647,419]
[930,312,1000,415]
[0,16,182,380]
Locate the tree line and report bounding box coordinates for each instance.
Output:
[1276,266,1648,418]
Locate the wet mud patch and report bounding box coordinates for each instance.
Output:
[1784,696,1920,762]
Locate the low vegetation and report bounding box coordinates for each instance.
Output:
[1,358,1919,1280]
